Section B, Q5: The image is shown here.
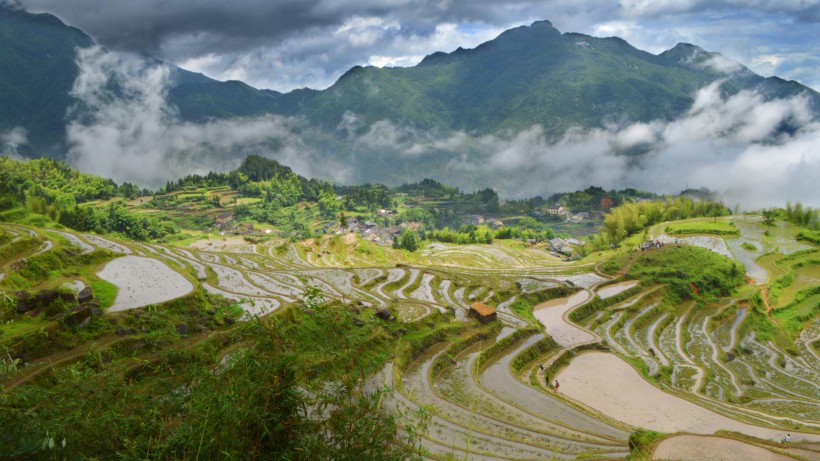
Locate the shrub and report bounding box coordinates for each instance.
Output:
[628,429,663,454]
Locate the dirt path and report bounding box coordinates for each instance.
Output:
[761,287,772,314]
[3,335,127,389]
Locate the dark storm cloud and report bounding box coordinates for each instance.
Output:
[16,1,820,91]
[18,0,336,56]
[16,0,818,53]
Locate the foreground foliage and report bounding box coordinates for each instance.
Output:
[0,292,435,460]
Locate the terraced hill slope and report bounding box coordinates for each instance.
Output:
[1,215,818,459]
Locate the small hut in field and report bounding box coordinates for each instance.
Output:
[469,302,497,323]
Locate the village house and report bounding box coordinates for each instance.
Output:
[469,302,497,323]
[546,204,565,216]
[549,238,573,255]
[215,212,234,231]
[234,222,254,235]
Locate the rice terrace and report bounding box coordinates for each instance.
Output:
[0,158,818,460]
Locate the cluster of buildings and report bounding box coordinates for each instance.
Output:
[214,212,256,235]
[461,215,505,227]
[542,205,600,223]
[548,237,581,256]
[328,215,422,246]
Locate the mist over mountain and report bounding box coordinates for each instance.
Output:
[1,3,818,208]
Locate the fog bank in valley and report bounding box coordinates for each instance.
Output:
[62,46,819,209]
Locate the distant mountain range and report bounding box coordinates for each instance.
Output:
[1,3,818,192]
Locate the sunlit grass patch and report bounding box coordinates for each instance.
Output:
[91,279,118,308]
[665,221,739,236]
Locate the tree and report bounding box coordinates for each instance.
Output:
[762,209,777,231]
[397,229,419,251]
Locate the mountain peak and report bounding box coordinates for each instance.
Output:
[419,19,561,67]
[530,19,556,29]
[659,42,709,63]
[659,42,752,76]
[495,19,562,41]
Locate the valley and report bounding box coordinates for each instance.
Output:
[1,193,817,459]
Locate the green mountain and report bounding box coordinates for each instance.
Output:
[0,5,92,155]
[273,20,818,136]
[0,4,281,156]
[2,5,819,189]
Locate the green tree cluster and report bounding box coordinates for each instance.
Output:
[591,197,729,248]
[393,229,420,251]
[784,202,819,229]
[59,203,177,241]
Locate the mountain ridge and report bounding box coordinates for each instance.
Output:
[1,4,819,197]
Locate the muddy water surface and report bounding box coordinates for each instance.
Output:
[597,280,639,299]
[533,291,594,347]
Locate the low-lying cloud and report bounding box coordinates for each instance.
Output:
[0,127,28,159]
[63,45,818,210]
[66,46,349,187]
[340,82,819,209]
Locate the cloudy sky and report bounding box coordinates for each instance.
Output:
[17,0,820,92]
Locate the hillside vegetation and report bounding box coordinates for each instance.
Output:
[0,158,818,460]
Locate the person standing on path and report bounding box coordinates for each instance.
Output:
[553,380,559,393]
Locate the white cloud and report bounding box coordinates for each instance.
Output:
[344,82,819,208]
[53,36,820,210]
[65,46,351,187]
[0,127,28,158]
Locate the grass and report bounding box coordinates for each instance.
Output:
[626,245,744,302]
[796,228,820,244]
[772,288,820,339]
[0,316,56,341]
[771,263,819,307]
[91,279,118,309]
[740,242,757,251]
[665,220,739,236]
